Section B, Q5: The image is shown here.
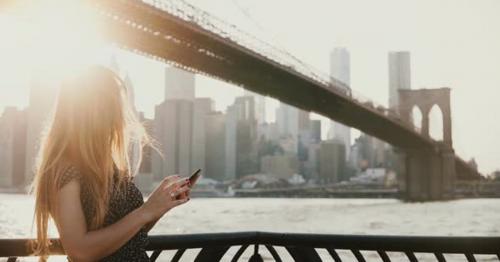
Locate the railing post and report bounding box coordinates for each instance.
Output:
[248,244,263,262]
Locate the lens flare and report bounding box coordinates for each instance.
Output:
[0,0,106,83]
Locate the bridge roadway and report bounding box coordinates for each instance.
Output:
[0,0,480,180]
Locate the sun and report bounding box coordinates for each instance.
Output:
[0,0,108,84]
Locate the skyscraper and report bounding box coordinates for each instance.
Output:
[153,99,194,180]
[225,96,258,179]
[152,66,198,180]
[205,112,226,181]
[225,103,237,180]
[330,48,351,86]
[191,97,214,174]
[243,89,266,124]
[319,139,346,183]
[388,51,411,110]
[275,102,310,153]
[329,47,352,159]
[310,120,322,143]
[164,66,195,101]
[0,107,27,189]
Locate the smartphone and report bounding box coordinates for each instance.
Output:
[176,169,201,200]
[189,169,202,187]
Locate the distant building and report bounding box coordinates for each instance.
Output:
[225,103,237,181]
[164,67,195,101]
[388,51,411,110]
[244,90,266,125]
[329,47,351,159]
[304,143,321,180]
[276,103,296,140]
[330,47,351,86]
[318,140,346,183]
[351,134,387,170]
[258,122,279,142]
[234,96,258,178]
[191,98,214,174]
[225,96,258,179]
[349,141,361,170]
[0,107,27,189]
[276,102,310,153]
[310,120,321,143]
[261,154,299,179]
[152,66,197,180]
[153,99,193,180]
[25,78,58,185]
[205,112,226,181]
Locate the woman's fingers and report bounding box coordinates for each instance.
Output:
[167,184,191,200]
[164,178,189,192]
[160,175,180,188]
[171,197,189,207]
[173,186,190,199]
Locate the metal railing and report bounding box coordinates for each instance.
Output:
[2,231,500,261]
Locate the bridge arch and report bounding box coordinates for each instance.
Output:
[398,88,452,146]
[429,104,444,141]
[411,105,423,132]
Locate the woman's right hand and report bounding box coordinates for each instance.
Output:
[140,175,191,223]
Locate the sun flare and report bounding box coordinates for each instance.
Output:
[0,0,107,84]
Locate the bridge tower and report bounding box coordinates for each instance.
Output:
[398,88,456,201]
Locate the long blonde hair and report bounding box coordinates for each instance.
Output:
[30,66,150,260]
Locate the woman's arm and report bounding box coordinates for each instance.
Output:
[143,218,160,233]
[54,176,190,262]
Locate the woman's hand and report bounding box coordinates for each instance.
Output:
[139,175,191,224]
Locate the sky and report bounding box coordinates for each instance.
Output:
[0,0,499,174]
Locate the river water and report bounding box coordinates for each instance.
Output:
[1,194,499,261]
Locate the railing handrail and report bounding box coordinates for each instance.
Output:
[2,231,500,258]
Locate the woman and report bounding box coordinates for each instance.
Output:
[31,66,191,261]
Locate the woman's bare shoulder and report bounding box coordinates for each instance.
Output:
[58,164,83,190]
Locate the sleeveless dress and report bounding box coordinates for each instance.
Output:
[58,166,150,261]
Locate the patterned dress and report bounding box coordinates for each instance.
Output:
[58,166,150,261]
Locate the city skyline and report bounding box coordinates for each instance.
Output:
[0,0,499,174]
